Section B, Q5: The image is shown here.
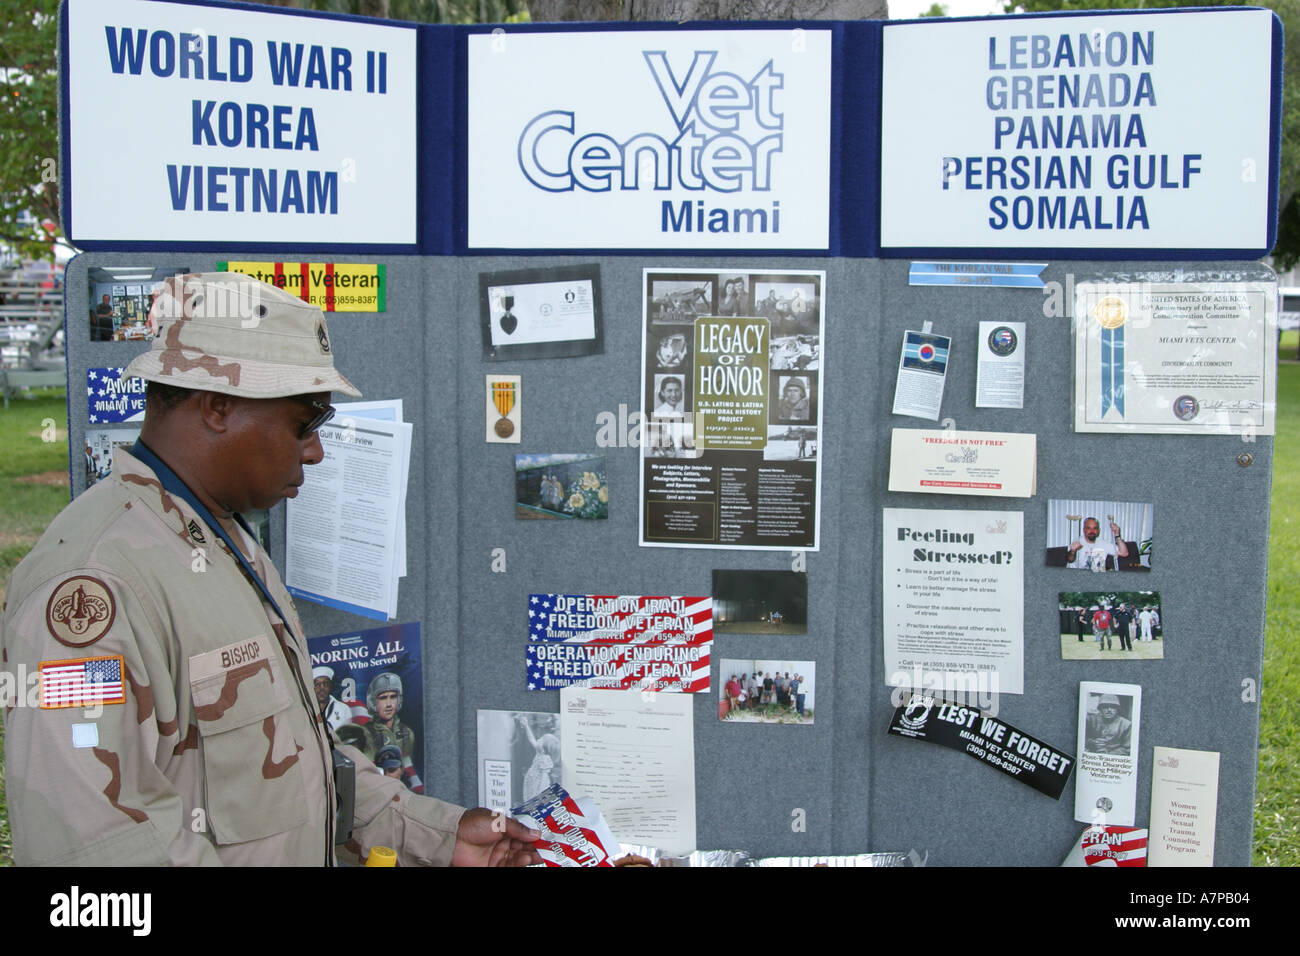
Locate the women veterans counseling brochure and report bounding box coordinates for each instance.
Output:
[640,268,825,550]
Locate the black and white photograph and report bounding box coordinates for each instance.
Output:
[718,659,815,725]
[713,570,808,634]
[652,329,691,370]
[479,264,603,361]
[753,279,819,326]
[716,274,752,316]
[1059,591,1164,660]
[772,372,817,424]
[1083,691,1135,756]
[1046,499,1154,572]
[476,709,562,812]
[763,425,818,461]
[645,420,699,459]
[651,373,689,418]
[648,275,716,324]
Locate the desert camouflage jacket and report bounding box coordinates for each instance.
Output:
[1,448,462,866]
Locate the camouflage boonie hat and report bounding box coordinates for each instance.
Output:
[122,272,361,399]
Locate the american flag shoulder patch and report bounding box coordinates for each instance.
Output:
[39,655,127,710]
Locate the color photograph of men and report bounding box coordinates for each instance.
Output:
[1084,694,1134,756]
[1046,499,1154,572]
[1058,592,1165,660]
[718,659,815,725]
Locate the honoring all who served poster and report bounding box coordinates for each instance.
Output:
[640,269,824,551]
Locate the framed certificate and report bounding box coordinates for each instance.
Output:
[479,264,604,361]
[1073,281,1276,435]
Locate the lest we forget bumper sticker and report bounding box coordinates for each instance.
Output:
[888,693,1075,799]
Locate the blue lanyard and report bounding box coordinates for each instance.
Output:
[129,440,297,641]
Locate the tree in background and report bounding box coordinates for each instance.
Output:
[1005,0,1300,269]
[0,1,58,262]
[257,0,531,22]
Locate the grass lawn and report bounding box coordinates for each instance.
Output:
[1256,360,1300,865]
[0,377,1296,866]
[1059,635,1165,661]
[0,388,71,868]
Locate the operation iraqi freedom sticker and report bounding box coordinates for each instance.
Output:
[45,576,116,648]
[1093,296,1127,329]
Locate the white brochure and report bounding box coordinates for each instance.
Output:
[892,329,951,420]
[883,508,1024,696]
[1148,747,1220,867]
[560,686,696,855]
[888,428,1036,498]
[976,321,1025,409]
[1074,681,1142,826]
[285,414,412,620]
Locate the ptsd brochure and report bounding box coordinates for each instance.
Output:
[883,508,1024,695]
[640,268,824,551]
[1074,681,1142,825]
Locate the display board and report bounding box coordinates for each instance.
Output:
[54,0,1279,866]
[61,252,1273,865]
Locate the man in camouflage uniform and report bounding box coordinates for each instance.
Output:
[0,273,539,866]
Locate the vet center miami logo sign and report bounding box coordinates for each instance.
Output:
[466,28,832,250]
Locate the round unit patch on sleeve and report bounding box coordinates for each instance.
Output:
[45,576,117,648]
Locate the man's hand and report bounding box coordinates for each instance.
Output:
[1109,521,1122,539]
[1068,540,1083,555]
[452,807,543,867]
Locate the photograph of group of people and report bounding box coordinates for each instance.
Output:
[718,659,815,725]
[1058,591,1165,660]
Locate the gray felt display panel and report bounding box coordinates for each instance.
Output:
[62,252,1272,865]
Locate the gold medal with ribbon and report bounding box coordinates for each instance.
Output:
[492,380,516,438]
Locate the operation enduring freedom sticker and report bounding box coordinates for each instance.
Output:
[45,576,116,648]
[1093,296,1127,329]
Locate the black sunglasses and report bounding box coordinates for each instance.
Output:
[297,398,336,438]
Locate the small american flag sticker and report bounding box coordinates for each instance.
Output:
[39,655,127,709]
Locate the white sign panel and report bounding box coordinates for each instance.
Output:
[467,30,832,250]
[66,0,417,245]
[880,11,1275,251]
